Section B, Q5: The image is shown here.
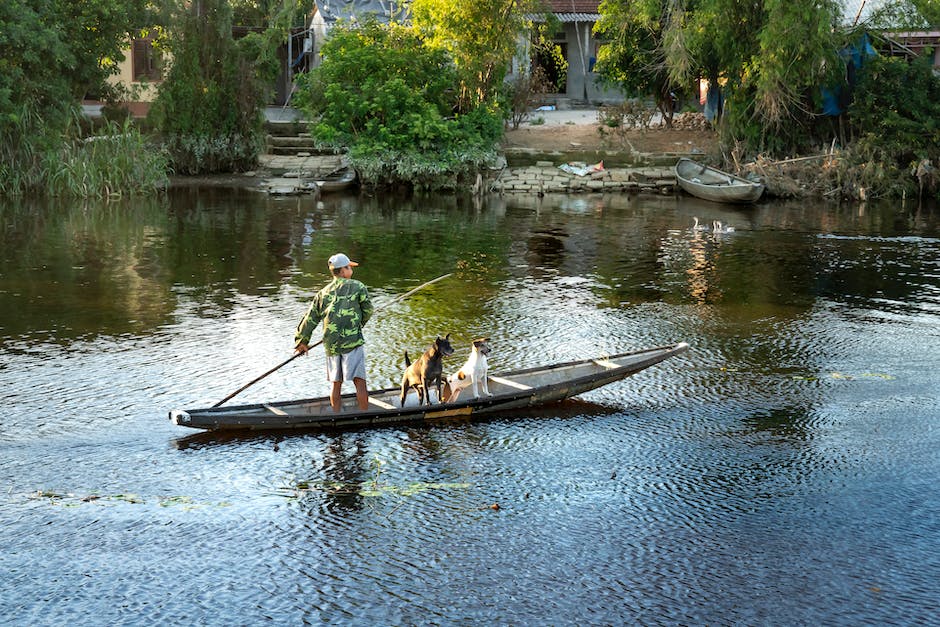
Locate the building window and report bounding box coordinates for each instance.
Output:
[132,37,161,82]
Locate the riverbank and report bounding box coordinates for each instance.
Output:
[181,105,930,201]
[190,106,720,196]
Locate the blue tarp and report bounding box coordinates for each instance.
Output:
[704,85,723,122]
[821,33,878,116]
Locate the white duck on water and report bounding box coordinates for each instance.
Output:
[712,220,735,233]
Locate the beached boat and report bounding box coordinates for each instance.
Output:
[675,158,764,203]
[169,343,689,432]
[316,167,357,193]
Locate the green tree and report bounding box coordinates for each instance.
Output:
[149,0,273,174]
[594,0,684,126]
[410,0,545,111]
[0,0,158,195]
[531,23,567,93]
[0,0,148,124]
[294,18,502,189]
[596,0,843,155]
[912,0,940,23]
[229,0,314,28]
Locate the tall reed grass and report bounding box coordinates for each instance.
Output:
[0,108,170,198]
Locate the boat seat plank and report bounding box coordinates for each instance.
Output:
[488,376,531,390]
[369,397,396,410]
[263,404,288,416]
[593,358,620,370]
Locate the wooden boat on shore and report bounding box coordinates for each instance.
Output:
[316,167,357,193]
[169,343,689,432]
[675,158,764,203]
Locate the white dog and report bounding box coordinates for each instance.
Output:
[445,338,491,402]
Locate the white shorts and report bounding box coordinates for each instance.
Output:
[325,345,366,383]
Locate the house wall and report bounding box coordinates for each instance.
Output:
[96,46,162,117]
[310,12,328,68]
[561,21,621,104]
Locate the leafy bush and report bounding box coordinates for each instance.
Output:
[849,54,940,166]
[818,53,940,199]
[295,19,503,190]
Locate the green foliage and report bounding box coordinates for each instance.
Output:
[148,0,268,174]
[231,0,313,28]
[595,0,669,94]
[0,0,149,131]
[594,0,687,126]
[850,55,940,161]
[846,54,940,197]
[1,1,72,136]
[865,0,940,28]
[411,0,543,111]
[913,0,940,23]
[531,27,567,93]
[0,116,169,197]
[295,19,503,190]
[47,121,170,197]
[750,0,842,126]
[297,20,457,141]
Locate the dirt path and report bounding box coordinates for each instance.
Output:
[502,108,719,156]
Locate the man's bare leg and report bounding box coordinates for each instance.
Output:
[331,381,343,413]
[354,377,368,410]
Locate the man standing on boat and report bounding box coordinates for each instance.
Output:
[295,253,374,412]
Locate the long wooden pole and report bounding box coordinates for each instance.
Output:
[212,273,452,407]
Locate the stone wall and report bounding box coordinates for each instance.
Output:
[492,163,677,195]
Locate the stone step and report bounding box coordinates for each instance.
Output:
[264,120,309,137]
[267,135,316,148]
[265,145,336,157]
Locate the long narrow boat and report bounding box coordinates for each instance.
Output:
[169,343,689,432]
[675,157,764,203]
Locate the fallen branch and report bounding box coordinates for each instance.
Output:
[748,154,835,167]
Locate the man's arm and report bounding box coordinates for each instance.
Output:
[294,297,322,349]
[359,285,374,327]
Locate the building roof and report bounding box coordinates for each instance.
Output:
[554,13,600,22]
[540,0,600,22]
[546,0,601,12]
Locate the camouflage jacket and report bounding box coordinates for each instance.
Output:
[295,278,373,356]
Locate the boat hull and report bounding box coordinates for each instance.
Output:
[316,168,357,192]
[675,158,764,203]
[170,343,689,432]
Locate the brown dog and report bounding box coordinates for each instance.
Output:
[400,334,454,407]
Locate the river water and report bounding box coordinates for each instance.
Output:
[1,188,938,625]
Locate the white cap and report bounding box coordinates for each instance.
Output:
[328,253,358,270]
